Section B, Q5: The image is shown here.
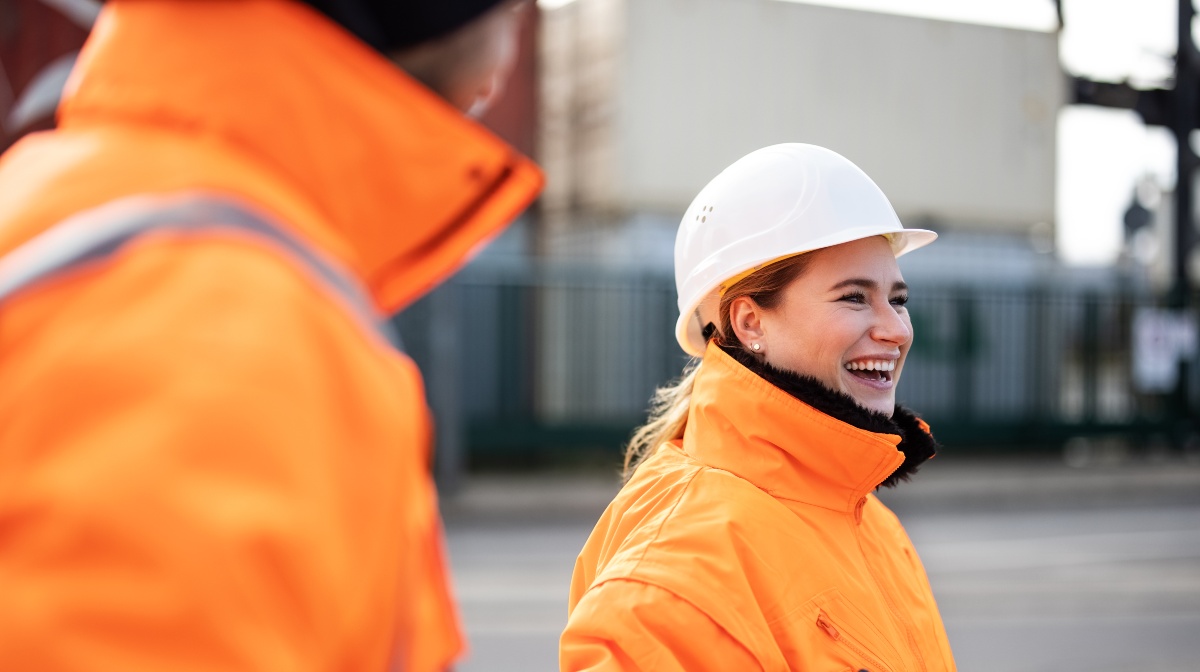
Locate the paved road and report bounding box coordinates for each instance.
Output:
[443,458,1200,671]
[885,505,1200,672]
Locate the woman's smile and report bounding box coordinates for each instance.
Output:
[843,356,898,390]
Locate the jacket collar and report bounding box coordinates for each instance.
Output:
[683,342,936,513]
[59,0,543,313]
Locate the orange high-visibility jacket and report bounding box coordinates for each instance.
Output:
[0,1,541,671]
[562,344,956,671]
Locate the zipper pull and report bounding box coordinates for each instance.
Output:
[854,496,867,524]
[816,610,841,640]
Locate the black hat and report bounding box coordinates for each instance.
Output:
[299,0,510,53]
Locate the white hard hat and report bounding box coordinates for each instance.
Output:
[674,143,937,357]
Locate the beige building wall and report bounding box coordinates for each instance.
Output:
[540,0,1063,234]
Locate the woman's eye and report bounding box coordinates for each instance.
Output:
[839,291,867,304]
[891,294,909,307]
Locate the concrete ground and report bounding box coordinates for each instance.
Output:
[441,456,1200,671]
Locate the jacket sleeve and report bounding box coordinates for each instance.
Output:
[0,241,453,671]
[561,578,762,672]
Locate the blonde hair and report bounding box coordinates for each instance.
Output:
[621,253,815,480]
[621,360,702,480]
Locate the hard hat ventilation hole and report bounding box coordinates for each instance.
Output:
[702,216,706,222]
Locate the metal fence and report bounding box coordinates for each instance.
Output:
[394,266,1200,465]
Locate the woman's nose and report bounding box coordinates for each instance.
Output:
[871,303,912,345]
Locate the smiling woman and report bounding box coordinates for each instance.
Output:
[721,237,914,415]
[560,144,956,671]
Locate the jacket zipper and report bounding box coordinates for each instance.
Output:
[854,497,929,672]
[816,609,891,672]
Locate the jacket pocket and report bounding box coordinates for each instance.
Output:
[815,608,891,672]
[771,588,903,672]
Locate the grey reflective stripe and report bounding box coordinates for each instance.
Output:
[0,193,401,350]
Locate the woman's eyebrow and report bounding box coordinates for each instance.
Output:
[829,278,875,291]
[828,278,909,292]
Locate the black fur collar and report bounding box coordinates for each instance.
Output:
[721,344,938,489]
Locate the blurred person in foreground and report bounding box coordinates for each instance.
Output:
[561,144,955,671]
[0,1,540,670]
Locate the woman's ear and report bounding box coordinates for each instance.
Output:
[728,296,767,349]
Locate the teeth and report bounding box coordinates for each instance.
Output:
[844,360,895,372]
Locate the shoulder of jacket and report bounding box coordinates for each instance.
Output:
[593,460,792,586]
[3,189,392,342]
[1,223,398,388]
[584,473,786,664]
[568,576,770,670]
[581,458,866,668]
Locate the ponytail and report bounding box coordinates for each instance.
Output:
[621,359,701,481]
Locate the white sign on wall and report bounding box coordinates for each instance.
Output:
[1132,308,1198,393]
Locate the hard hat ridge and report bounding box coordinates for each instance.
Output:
[673,143,937,357]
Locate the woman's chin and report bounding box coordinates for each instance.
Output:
[857,397,894,416]
[841,373,895,415]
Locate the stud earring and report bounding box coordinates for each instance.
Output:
[751,342,762,352]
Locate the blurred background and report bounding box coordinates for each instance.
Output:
[4,0,1199,669]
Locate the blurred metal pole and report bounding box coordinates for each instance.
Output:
[954,289,975,422]
[430,283,465,496]
[1173,0,1198,304]
[1082,294,1100,423]
[1173,0,1198,426]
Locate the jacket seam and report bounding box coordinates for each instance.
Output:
[854,522,928,672]
[706,465,855,515]
[626,465,704,577]
[585,576,767,672]
[767,495,856,514]
[693,466,859,528]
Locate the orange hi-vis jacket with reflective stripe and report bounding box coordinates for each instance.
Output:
[0,1,541,671]
[562,343,956,671]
